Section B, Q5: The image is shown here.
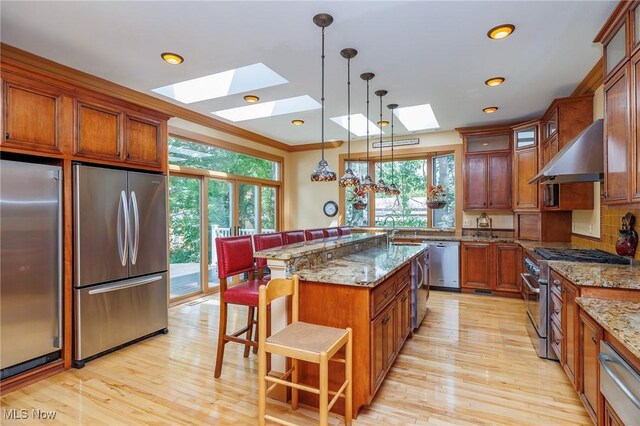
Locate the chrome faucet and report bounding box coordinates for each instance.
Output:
[383,215,397,240]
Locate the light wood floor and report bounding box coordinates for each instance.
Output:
[0,291,591,425]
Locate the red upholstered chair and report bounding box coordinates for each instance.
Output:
[253,233,283,281]
[282,230,305,245]
[304,229,325,241]
[338,226,351,236]
[214,235,269,377]
[323,227,340,238]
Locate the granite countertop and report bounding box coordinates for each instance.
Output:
[296,244,427,288]
[254,232,384,260]
[549,261,640,290]
[392,235,515,243]
[576,297,640,360]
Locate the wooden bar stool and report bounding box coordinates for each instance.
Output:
[214,235,269,377]
[258,275,352,426]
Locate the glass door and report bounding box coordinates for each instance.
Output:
[208,179,233,290]
[168,175,202,300]
[238,182,259,236]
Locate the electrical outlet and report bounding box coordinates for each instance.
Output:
[463,219,470,226]
[589,224,593,234]
[326,252,333,260]
[572,222,576,231]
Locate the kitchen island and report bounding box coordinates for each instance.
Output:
[255,234,427,418]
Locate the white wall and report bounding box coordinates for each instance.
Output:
[571,85,603,238]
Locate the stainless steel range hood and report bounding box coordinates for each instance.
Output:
[529,119,603,185]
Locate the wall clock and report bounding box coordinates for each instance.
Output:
[323,201,338,217]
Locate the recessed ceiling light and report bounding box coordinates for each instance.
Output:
[487,24,515,40]
[161,52,184,65]
[292,119,304,126]
[485,77,505,87]
[152,63,287,104]
[377,120,389,127]
[482,143,490,146]
[243,95,260,103]
[213,95,320,122]
[330,114,383,137]
[483,106,499,113]
[393,104,440,131]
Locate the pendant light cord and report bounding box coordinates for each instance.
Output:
[379,94,383,178]
[347,56,351,169]
[321,26,326,162]
[366,79,370,165]
[391,110,394,182]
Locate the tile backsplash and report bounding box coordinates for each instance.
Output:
[572,201,640,260]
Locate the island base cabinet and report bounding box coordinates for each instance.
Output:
[603,400,625,426]
[297,263,414,419]
[578,310,602,424]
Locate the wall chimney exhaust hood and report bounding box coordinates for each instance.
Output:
[529,119,603,185]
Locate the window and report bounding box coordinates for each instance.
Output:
[169,135,279,180]
[168,134,282,302]
[344,161,370,226]
[431,154,455,228]
[374,159,428,227]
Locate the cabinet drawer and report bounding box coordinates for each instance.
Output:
[550,291,563,328]
[550,320,563,361]
[371,278,396,319]
[395,264,411,293]
[550,271,563,297]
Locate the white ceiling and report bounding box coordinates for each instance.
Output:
[1,1,617,146]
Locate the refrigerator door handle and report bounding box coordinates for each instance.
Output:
[117,190,129,267]
[88,275,162,295]
[129,191,140,265]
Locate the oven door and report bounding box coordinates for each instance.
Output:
[522,272,550,358]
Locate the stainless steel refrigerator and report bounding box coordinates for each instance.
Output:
[73,164,168,367]
[1,160,62,380]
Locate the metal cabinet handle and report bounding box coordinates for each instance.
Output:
[5,132,9,140]
[591,336,597,344]
[598,353,640,409]
[553,279,560,285]
[521,273,540,294]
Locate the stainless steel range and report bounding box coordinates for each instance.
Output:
[522,247,628,360]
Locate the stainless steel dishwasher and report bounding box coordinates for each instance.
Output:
[427,241,460,290]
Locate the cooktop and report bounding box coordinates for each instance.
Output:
[534,248,629,265]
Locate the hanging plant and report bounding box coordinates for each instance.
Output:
[427,184,447,209]
[349,186,367,210]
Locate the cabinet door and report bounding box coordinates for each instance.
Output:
[75,100,122,161]
[550,321,564,363]
[632,51,640,202]
[461,243,492,289]
[543,141,552,167]
[603,64,631,204]
[383,304,396,370]
[371,303,395,394]
[464,154,487,209]
[125,114,162,167]
[562,281,578,387]
[395,286,411,349]
[603,399,625,426]
[495,244,519,292]
[579,311,601,423]
[514,147,538,210]
[2,79,62,153]
[550,136,559,160]
[488,152,512,209]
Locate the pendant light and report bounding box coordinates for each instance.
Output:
[374,90,389,194]
[338,48,360,188]
[310,13,337,182]
[387,103,401,196]
[359,72,376,191]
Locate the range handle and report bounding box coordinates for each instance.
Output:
[521,273,540,294]
[117,190,129,267]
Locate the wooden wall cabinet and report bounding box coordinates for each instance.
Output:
[597,1,640,206]
[125,114,163,167]
[1,76,64,154]
[461,242,519,293]
[513,121,540,211]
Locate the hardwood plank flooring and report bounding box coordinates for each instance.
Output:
[0,292,591,425]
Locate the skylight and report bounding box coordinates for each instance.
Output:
[152,63,287,104]
[212,95,320,122]
[329,114,383,137]
[393,104,439,131]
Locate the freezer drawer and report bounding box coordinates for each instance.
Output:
[74,273,168,362]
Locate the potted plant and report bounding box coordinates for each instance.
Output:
[349,186,368,210]
[427,184,447,209]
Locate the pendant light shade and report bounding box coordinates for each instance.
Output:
[339,48,360,188]
[387,103,400,196]
[374,90,389,194]
[310,13,337,182]
[359,72,376,192]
